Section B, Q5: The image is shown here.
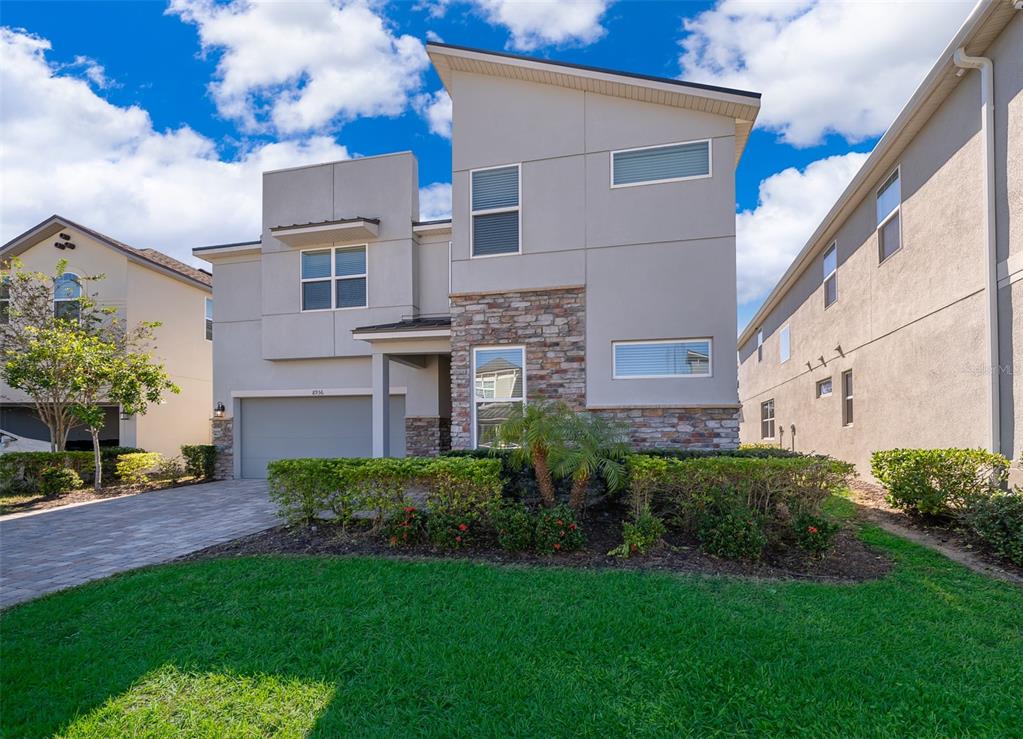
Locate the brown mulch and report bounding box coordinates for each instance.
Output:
[847,480,1023,584]
[0,478,204,517]
[181,503,893,584]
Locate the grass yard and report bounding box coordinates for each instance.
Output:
[2,521,1022,736]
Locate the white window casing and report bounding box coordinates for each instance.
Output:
[876,167,903,263]
[470,164,521,258]
[612,338,712,379]
[300,245,368,312]
[761,399,775,439]
[472,346,526,448]
[610,139,712,188]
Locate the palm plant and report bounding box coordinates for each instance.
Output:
[553,413,631,512]
[494,400,570,508]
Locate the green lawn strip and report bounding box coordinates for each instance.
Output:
[2,524,1021,737]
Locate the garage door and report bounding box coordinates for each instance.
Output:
[240,396,406,478]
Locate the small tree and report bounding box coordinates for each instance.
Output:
[553,412,631,512]
[494,401,569,508]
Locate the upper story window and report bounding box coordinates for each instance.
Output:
[204,297,213,341]
[756,328,764,362]
[0,277,9,325]
[842,370,854,426]
[823,243,837,308]
[613,339,711,378]
[471,164,520,257]
[611,140,711,188]
[779,325,791,363]
[876,168,902,262]
[760,399,775,439]
[53,272,81,321]
[301,245,367,311]
[816,377,833,398]
[473,346,525,448]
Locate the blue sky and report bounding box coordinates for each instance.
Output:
[0,0,973,331]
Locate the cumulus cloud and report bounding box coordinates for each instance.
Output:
[737,152,869,306]
[416,89,452,138]
[679,0,972,146]
[167,0,429,134]
[0,27,350,265]
[427,0,610,50]
[418,182,452,221]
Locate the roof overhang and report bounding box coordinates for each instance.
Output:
[413,219,453,236]
[427,43,761,165]
[192,240,262,260]
[270,218,379,247]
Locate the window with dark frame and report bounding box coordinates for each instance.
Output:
[760,398,775,439]
[876,169,901,262]
[0,277,9,325]
[816,377,832,398]
[823,243,837,307]
[204,297,213,341]
[842,370,854,426]
[53,272,82,321]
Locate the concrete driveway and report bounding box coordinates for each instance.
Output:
[0,479,279,609]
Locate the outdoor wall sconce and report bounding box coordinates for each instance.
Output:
[835,344,845,357]
[805,361,813,371]
[214,402,226,419]
[818,355,826,366]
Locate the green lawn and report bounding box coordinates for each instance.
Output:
[2,522,1021,737]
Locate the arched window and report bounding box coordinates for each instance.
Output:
[53,272,82,321]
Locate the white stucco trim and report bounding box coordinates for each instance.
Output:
[354,329,452,341]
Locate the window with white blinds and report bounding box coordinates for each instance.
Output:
[611,140,711,187]
[301,245,367,311]
[613,339,712,378]
[471,164,520,257]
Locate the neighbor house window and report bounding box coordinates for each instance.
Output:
[473,346,525,448]
[779,325,791,363]
[611,140,711,187]
[613,339,711,378]
[842,370,854,426]
[301,245,367,311]
[876,168,901,262]
[761,399,775,439]
[471,164,520,257]
[823,243,837,307]
[756,328,764,362]
[0,277,9,324]
[204,297,213,341]
[816,377,833,398]
[53,272,81,321]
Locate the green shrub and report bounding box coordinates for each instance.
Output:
[100,447,144,482]
[490,503,535,552]
[1,451,93,493]
[442,449,611,505]
[697,503,767,560]
[153,456,185,483]
[115,452,164,485]
[426,510,478,549]
[534,504,585,554]
[964,491,1023,566]
[382,506,426,548]
[609,506,666,558]
[871,448,1009,516]
[38,466,83,496]
[641,447,803,460]
[792,512,841,555]
[181,445,217,479]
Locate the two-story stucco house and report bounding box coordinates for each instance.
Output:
[737,0,1021,483]
[1,215,214,457]
[194,44,761,479]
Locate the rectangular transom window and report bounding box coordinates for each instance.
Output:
[473,346,525,448]
[816,377,832,398]
[471,165,520,257]
[204,297,213,341]
[613,339,711,378]
[612,140,711,187]
[876,168,902,262]
[761,399,775,439]
[779,325,791,363]
[823,243,837,308]
[301,245,367,311]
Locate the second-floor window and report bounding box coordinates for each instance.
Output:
[205,297,213,341]
[471,164,520,257]
[301,245,367,311]
[877,168,902,262]
[611,140,711,187]
[823,243,837,308]
[613,339,711,378]
[53,272,81,321]
[779,325,790,363]
[0,277,9,324]
[842,370,854,426]
[756,328,764,362]
[761,399,775,439]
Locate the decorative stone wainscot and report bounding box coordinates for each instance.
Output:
[595,407,740,450]
[405,416,452,457]
[211,416,234,480]
[449,287,586,450]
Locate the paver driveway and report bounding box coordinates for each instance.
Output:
[0,479,278,609]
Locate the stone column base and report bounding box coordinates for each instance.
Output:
[594,407,740,450]
[405,416,452,457]
[211,417,235,479]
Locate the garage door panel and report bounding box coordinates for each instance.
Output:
[240,396,405,478]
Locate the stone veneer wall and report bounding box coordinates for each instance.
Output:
[405,416,452,457]
[450,287,586,450]
[595,407,739,450]
[211,417,234,479]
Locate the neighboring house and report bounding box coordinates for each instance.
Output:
[0,215,214,457]
[194,44,761,478]
[737,0,1022,483]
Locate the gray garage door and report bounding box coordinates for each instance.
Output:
[240,396,406,478]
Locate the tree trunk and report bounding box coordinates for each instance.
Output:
[569,471,589,512]
[91,427,103,490]
[531,446,556,508]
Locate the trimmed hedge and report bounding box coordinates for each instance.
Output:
[115,452,164,485]
[871,448,1010,515]
[181,445,217,479]
[442,448,612,504]
[0,447,143,493]
[267,457,503,526]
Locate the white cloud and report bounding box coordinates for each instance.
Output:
[470,0,611,50]
[418,182,452,221]
[167,0,429,134]
[68,55,113,88]
[737,151,869,305]
[425,30,444,43]
[416,89,452,138]
[0,27,350,266]
[679,0,973,146]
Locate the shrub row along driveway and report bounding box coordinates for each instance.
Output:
[0,479,278,608]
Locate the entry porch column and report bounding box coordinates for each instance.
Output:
[371,352,390,458]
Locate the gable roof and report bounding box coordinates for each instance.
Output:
[426,42,761,164]
[1,215,212,291]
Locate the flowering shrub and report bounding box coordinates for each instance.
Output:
[38,466,82,496]
[490,503,535,552]
[609,507,665,558]
[792,512,840,555]
[426,511,477,549]
[382,506,426,548]
[697,504,767,561]
[534,505,585,554]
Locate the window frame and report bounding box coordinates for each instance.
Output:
[841,370,854,426]
[876,166,903,264]
[760,399,775,440]
[0,276,9,325]
[299,244,368,312]
[823,242,838,308]
[53,271,82,321]
[469,163,522,259]
[204,296,213,341]
[609,138,713,189]
[471,345,526,449]
[756,328,764,363]
[779,325,791,364]
[611,338,713,379]
[816,377,833,398]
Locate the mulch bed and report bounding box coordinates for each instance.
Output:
[182,502,892,583]
[0,479,204,516]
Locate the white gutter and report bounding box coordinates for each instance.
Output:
[953,47,1000,455]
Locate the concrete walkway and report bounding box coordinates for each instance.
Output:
[0,479,279,609]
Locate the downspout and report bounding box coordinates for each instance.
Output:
[953,47,1000,456]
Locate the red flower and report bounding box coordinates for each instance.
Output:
[554,543,561,550]
[556,519,564,526]
[808,526,818,534]
[455,535,462,543]
[568,523,577,530]
[458,523,469,532]
[404,506,415,513]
